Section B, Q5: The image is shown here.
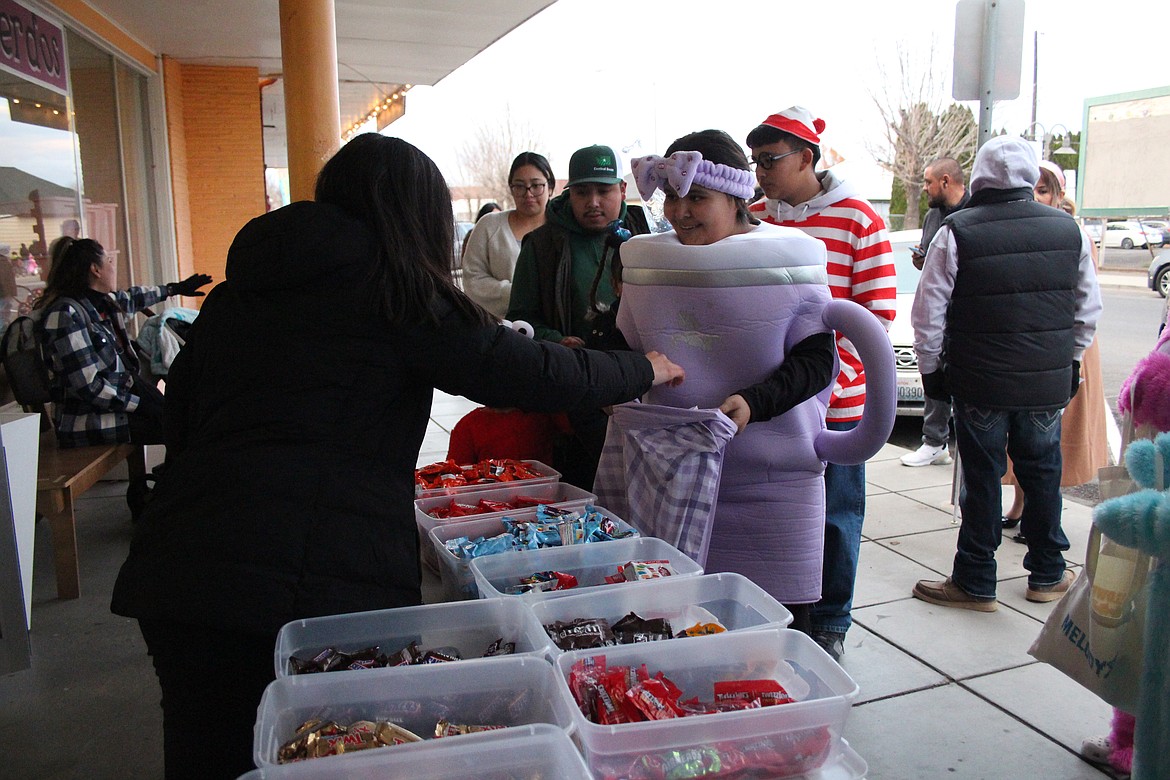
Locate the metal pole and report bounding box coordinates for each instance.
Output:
[1030,30,1038,136]
[977,0,1001,149]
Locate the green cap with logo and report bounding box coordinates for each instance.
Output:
[567,144,622,187]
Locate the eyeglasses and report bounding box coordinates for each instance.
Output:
[749,149,801,171]
[509,182,547,195]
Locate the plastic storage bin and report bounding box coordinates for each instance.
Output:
[254,656,576,768]
[531,572,793,653]
[273,598,552,678]
[554,628,860,780]
[471,536,702,601]
[415,481,595,573]
[414,459,559,500]
[429,506,639,602]
[239,723,594,779]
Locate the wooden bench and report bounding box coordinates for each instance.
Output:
[35,432,143,599]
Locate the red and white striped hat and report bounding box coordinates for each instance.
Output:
[758,106,826,146]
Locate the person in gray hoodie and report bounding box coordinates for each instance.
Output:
[910,135,1102,612]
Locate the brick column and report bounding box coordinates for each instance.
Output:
[279,0,341,202]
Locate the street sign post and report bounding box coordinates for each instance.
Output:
[953,0,1025,148]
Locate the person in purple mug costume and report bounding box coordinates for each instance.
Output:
[596,130,895,633]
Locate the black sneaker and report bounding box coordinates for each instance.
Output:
[812,631,845,663]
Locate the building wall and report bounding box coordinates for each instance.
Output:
[164,62,265,286]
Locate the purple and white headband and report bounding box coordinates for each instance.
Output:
[632,151,756,202]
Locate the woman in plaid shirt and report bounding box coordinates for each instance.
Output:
[34,237,209,447]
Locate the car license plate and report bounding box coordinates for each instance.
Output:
[897,385,925,402]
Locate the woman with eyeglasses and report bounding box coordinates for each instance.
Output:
[461,151,555,317]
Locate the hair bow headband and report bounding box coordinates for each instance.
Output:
[632,152,756,202]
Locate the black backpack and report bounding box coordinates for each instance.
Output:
[1,315,53,407]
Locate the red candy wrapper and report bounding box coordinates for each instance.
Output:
[713,678,795,707]
[415,458,546,493]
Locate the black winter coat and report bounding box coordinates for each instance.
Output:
[111,202,653,635]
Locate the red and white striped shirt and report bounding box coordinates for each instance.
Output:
[750,179,895,421]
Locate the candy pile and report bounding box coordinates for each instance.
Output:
[567,655,795,726]
[596,731,834,780]
[507,559,677,595]
[415,458,546,494]
[445,505,634,560]
[545,611,726,651]
[277,718,506,763]
[425,494,546,519]
[287,637,514,675]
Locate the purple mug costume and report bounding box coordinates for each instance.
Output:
[608,223,895,603]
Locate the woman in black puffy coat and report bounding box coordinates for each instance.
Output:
[111,134,684,780]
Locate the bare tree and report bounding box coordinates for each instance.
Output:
[456,108,544,207]
[868,43,978,230]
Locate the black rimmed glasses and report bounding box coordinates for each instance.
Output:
[749,149,801,171]
[509,182,547,196]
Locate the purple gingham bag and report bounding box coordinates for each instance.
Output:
[593,402,737,567]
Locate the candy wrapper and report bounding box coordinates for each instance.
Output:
[505,570,579,595]
[426,495,547,519]
[415,459,545,494]
[546,617,616,651]
[612,612,674,644]
[277,719,421,763]
[444,505,633,561]
[287,637,511,674]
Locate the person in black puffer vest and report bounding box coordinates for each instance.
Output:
[909,135,1102,613]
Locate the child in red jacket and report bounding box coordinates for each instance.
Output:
[446,406,569,466]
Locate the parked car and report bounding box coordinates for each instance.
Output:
[452,220,474,271]
[886,229,925,416]
[1081,221,1103,242]
[1147,252,1170,298]
[1103,221,1161,250]
[1139,220,1170,247]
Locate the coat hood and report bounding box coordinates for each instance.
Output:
[969,135,1040,194]
[225,201,376,292]
[762,169,858,222]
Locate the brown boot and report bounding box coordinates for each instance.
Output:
[912,578,998,612]
[1025,569,1076,603]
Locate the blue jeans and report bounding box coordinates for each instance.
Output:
[952,402,1069,598]
[810,419,865,636]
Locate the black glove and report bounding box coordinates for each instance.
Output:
[166,273,212,298]
[922,370,949,402]
[1069,359,1082,399]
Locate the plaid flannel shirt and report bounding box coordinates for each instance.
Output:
[594,403,737,567]
[38,286,167,447]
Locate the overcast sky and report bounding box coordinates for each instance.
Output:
[389,0,1168,199]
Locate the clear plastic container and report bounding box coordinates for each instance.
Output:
[413,459,560,500]
[531,572,793,653]
[238,723,593,779]
[415,481,595,573]
[428,506,639,602]
[272,598,552,678]
[253,656,576,768]
[554,628,860,779]
[471,536,702,602]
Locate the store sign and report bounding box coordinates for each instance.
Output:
[0,0,67,96]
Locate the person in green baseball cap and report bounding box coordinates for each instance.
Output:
[506,143,651,488]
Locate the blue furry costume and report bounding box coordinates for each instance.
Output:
[1093,436,1170,779]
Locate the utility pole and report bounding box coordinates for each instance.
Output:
[1030,31,1038,139]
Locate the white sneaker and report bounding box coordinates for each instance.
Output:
[900,443,952,467]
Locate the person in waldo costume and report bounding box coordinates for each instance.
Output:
[594,129,895,632]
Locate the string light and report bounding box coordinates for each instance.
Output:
[342,84,413,142]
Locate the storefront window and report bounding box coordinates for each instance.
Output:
[1,2,164,330]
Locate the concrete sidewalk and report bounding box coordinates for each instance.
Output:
[0,391,1121,779]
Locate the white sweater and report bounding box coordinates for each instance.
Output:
[461,210,522,318]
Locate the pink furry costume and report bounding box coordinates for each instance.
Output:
[608,153,895,603]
